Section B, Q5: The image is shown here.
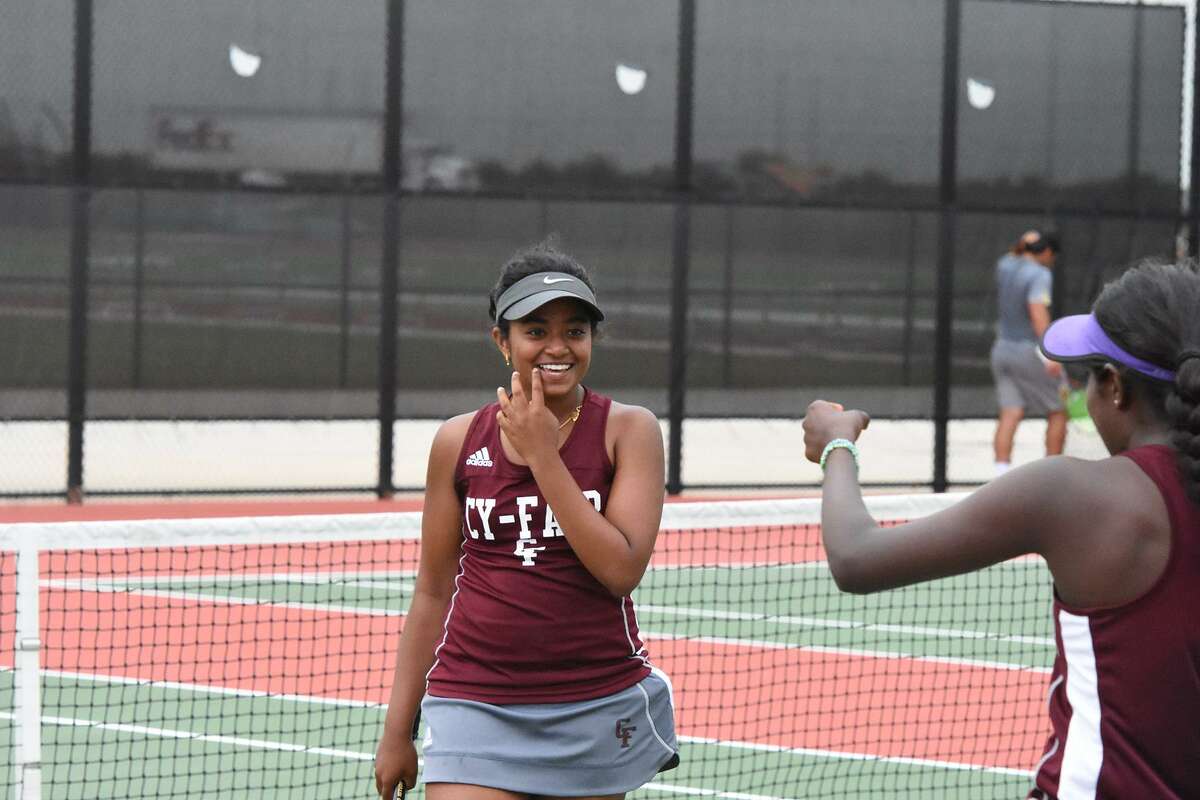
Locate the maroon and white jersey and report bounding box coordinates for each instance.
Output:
[425,387,652,704]
[1030,444,1200,799]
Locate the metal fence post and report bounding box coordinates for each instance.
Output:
[66,0,94,504]
[933,0,961,494]
[377,0,404,498]
[666,0,696,496]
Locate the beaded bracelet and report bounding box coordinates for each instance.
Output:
[819,438,860,472]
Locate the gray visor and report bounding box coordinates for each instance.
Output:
[494,272,604,323]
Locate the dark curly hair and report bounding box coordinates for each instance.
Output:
[1090,260,1200,502]
[488,238,600,335]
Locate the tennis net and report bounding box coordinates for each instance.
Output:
[1,493,1052,799]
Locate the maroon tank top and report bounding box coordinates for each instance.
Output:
[1030,444,1200,799]
[425,387,652,704]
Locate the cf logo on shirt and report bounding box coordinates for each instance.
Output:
[615,718,637,748]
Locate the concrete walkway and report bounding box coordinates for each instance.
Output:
[2,417,1108,498]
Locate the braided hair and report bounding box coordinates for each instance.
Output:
[1091,260,1200,502]
[487,239,599,336]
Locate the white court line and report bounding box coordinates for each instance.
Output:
[0,710,374,762]
[0,707,792,800]
[674,735,1033,779]
[0,494,970,551]
[42,574,1054,668]
[40,584,1054,669]
[636,604,1055,648]
[0,705,1033,799]
[57,557,1045,577]
[58,570,417,585]
[47,554,1053,650]
[642,785,785,799]
[0,666,1037,786]
[648,562,830,570]
[640,631,1051,674]
[651,556,1046,569]
[40,579,404,617]
[0,664,387,708]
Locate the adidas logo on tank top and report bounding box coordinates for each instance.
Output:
[465,447,493,468]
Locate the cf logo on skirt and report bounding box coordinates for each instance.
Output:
[615,718,637,748]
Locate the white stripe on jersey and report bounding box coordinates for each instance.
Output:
[1058,610,1104,799]
[621,596,650,666]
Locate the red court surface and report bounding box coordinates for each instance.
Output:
[1,494,1045,774]
[1,586,1045,772]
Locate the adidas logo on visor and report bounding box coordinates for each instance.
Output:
[465,447,493,468]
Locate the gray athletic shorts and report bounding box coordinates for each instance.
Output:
[420,669,678,796]
[990,339,1067,415]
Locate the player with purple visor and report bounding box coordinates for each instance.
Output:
[802,260,1200,798]
[1040,312,1179,382]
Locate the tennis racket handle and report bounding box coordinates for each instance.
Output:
[387,708,420,798]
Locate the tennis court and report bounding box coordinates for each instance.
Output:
[2,495,1053,799]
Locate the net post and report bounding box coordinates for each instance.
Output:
[14,542,43,800]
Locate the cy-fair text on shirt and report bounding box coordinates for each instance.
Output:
[463,490,603,565]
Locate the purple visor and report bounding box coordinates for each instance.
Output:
[1040,314,1175,382]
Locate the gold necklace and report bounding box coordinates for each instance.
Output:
[557,404,583,430]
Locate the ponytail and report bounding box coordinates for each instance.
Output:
[1166,354,1200,503]
[1092,261,1200,503]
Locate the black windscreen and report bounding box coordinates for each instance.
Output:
[686,205,940,417]
[959,1,1183,213]
[0,186,73,403]
[395,196,675,415]
[0,1,74,182]
[77,189,383,418]
[404,0,678,197]
[92,0,387,189]
[694,0,944,206]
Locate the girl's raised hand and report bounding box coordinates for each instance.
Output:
[496,369,560,466]
[802,400,871,464]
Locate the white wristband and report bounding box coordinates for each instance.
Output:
[819,438,859,472]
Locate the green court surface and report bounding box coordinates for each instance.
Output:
[2,558,1054,799]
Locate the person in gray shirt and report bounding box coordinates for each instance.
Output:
[990,230,1067,475]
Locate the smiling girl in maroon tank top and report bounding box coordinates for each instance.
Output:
[374,242,677,800]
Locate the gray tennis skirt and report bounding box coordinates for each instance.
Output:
[990,339,1067,415]
[419,668,678,796]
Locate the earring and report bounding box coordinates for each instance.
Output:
[504,352,511,367]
